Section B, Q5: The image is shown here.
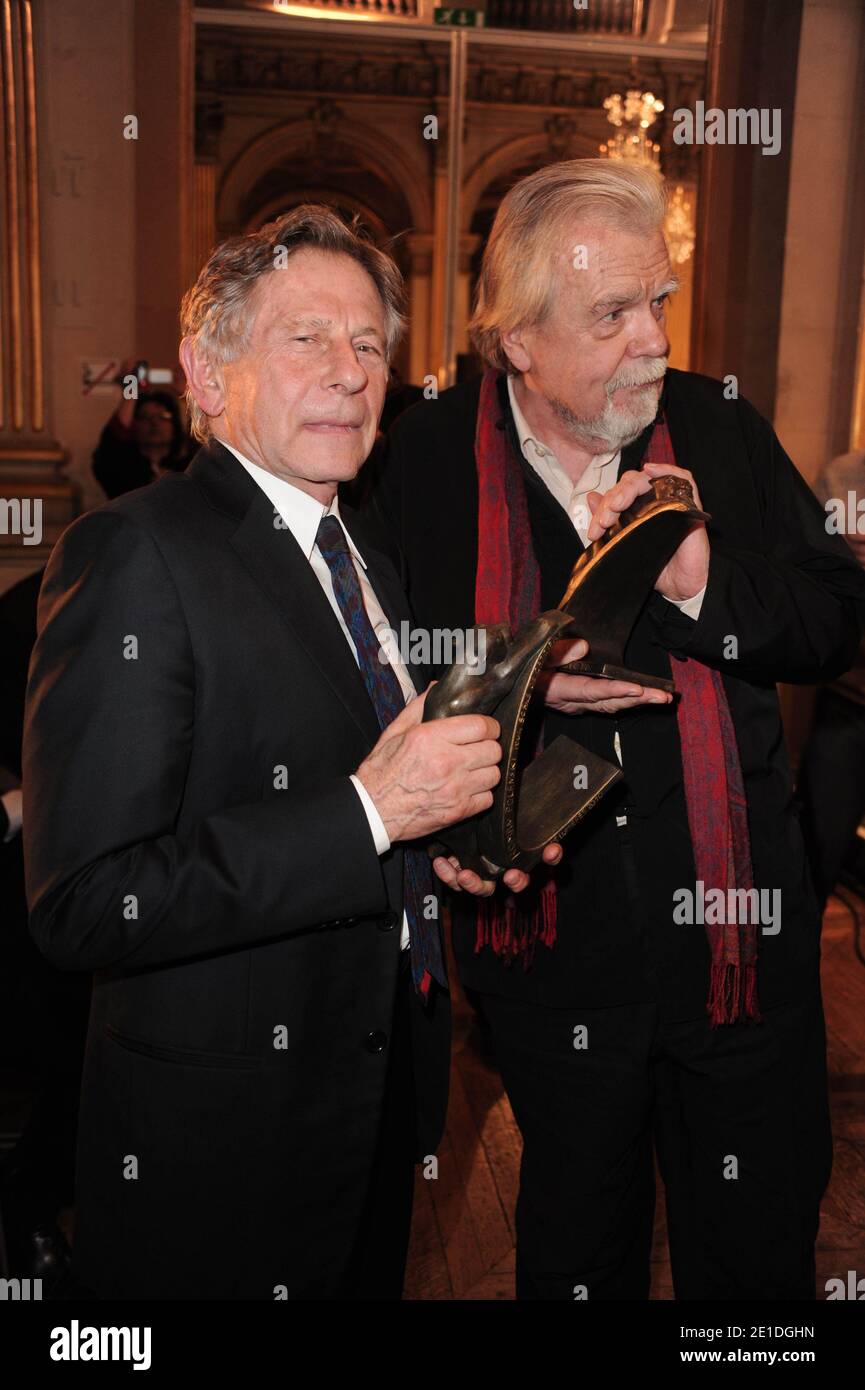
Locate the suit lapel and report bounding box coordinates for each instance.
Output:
[189,440,382,746]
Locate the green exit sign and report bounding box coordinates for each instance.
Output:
[434,6,484,26]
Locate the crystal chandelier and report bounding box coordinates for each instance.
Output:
[599,90,663,167]
[664,183,696,266]
[598,87,695,265]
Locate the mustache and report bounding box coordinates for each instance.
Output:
[606,359,668,394]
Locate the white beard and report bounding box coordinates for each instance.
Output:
[551,359,668,451]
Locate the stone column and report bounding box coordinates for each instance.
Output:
[193,163,217,277]
[428,129,450,388]
[192,100,223,278]
[406,232,433,387]
[689,0,804,423]
[133,0,194,369]
[0,0,75,589]
[455,232,481,362]
[774,0,865,481]
[772,0,865,767]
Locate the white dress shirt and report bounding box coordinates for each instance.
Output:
[222,440,412,948]
[506,376,706,619]
[506,377,706,822]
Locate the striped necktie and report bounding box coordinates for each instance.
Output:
[315,514,446,999]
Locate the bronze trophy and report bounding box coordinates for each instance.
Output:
[423,474,709,878]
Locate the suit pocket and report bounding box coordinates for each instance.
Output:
[103,1024,261,1070]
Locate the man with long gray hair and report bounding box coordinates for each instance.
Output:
[370,158,865,1299]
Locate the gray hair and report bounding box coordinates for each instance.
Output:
[180,204,407,441]
[469,159,668,373]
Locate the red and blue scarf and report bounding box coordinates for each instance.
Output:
[472,369,760,1026]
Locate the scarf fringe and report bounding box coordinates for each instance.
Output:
[475,879,557,970]
[707,960,762,1026]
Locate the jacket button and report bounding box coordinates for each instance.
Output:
[364,1030,388,1053]
[378,909,399,932]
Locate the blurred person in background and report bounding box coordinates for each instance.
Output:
[92,361,194,499]
[798,449,865,911]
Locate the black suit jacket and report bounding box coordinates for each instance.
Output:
[367,368,865,1017]
[23,439,450,1299]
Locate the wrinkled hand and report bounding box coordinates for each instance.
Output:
[538,637,672,715]
[355,685,503,844]
[586,462,709,604]
[431,842,564,898]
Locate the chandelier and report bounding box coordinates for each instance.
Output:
[664,183,696,266]
[599,87,695,265]
[599,90,663,167]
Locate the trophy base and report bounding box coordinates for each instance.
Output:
[556,659,675,695]
[428,734,622,880]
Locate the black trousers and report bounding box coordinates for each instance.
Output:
[342,951,417,1300]
[480,982,833,1300]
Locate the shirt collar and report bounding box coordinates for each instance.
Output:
[218,439,367,569]
[505,375,618,478]
[506,374,552,460]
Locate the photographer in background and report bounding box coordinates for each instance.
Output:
[92,359,194,499]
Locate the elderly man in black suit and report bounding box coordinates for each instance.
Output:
[369,158,865,1301]
[22,206,560,1301]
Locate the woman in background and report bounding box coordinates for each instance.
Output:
[92,375,193,499]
